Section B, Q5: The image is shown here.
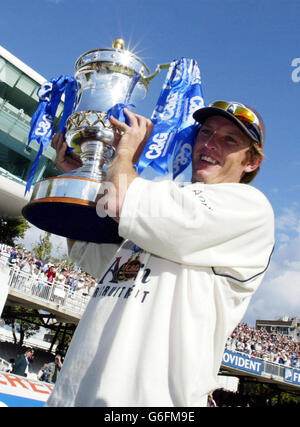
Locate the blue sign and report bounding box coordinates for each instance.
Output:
[0,392,45,407]
[284,368,300,385]
[222,350,263,375]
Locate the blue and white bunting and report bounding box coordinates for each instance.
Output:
[25,60,204,194]
[136,58,205,179]
[25,75,78,194]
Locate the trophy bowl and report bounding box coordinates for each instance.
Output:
[22,38,153,244]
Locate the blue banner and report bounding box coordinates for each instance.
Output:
[222,350,263,376]
[284,368,300,385]
[0,392,45,407]
[25,75,78,194]
[136,58,205,178]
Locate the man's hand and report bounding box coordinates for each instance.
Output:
[98,109,153,221]
[109,108,153,163]
[51,131,83,173]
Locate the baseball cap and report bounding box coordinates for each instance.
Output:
[193,100,265,147]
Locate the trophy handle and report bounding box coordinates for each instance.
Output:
[144,63,170,84]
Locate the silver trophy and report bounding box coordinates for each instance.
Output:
[22,38,168,243]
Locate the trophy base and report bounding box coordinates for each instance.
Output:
[22,200,122,244]
[22,175,123,244]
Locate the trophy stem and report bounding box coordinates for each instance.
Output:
[70,140,115,180]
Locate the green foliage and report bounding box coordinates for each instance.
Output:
[47,328,74,356]
[271,390,300,406]
[243,380,300,407]
[0,216,30,246]
[2,306,41,348]
[32,232,52,261]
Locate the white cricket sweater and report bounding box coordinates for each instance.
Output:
[46,178,274,407]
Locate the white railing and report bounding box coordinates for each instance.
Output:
[1,258,91,318]
[0,357,10,372]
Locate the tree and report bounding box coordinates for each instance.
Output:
[46,322,75,355]
[2,306,41,348]
[0,216,30,246]
[32,232,52,260]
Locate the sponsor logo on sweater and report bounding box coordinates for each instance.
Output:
[93,254,151,304]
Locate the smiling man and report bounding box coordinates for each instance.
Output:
[46,101,275,408]
[192,101,264,185]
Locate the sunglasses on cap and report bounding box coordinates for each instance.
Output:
[193,101,264,147]
[210,101,263,146]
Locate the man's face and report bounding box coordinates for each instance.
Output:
[26,351,33,360]
[192,115,259,184]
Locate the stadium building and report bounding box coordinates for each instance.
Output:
[0,45,62,218]
[256,316,300,341]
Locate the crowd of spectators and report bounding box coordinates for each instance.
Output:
[0,243,97,300]
[226,322,300,368]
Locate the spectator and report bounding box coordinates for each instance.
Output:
[56,268,68,284]
[47,355,63,384]
[12,348,34,377]
[45,265,56,283]
[207,394,217,407]
[38,363,49,382]
[8,248,18,264]
[225,323,299,367]
[65,274,76,293]
[19,257,34,274]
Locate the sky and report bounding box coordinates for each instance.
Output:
[1,0,300,325]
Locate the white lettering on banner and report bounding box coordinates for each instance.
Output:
[37,82,52,101]
[173,63,183,83]
[285,368,293,381]
[189,96,205,116]
[161,92,179,121]
[145,133,169,159]
[223,352,262,373]
[175,94,184,119]
[173,143,192,174]
[285,368,300,384]
[35,114,52,136]
[190,66,201,85]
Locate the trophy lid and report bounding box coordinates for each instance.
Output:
[75,38,151,79]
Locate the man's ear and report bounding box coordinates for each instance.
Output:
[244,153,264,173]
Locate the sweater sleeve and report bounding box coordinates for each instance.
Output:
[118,178,275,281]
[69,241,119,279]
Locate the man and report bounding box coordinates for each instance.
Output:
[12,348,34,377]
[45,265,56,283]
[46,101,274,407]
[46,355,63,384]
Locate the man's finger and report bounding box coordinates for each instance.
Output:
[56,141,68,163]
[51,133,58,149]
[123,108,138,127]
[109,115,129,134]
